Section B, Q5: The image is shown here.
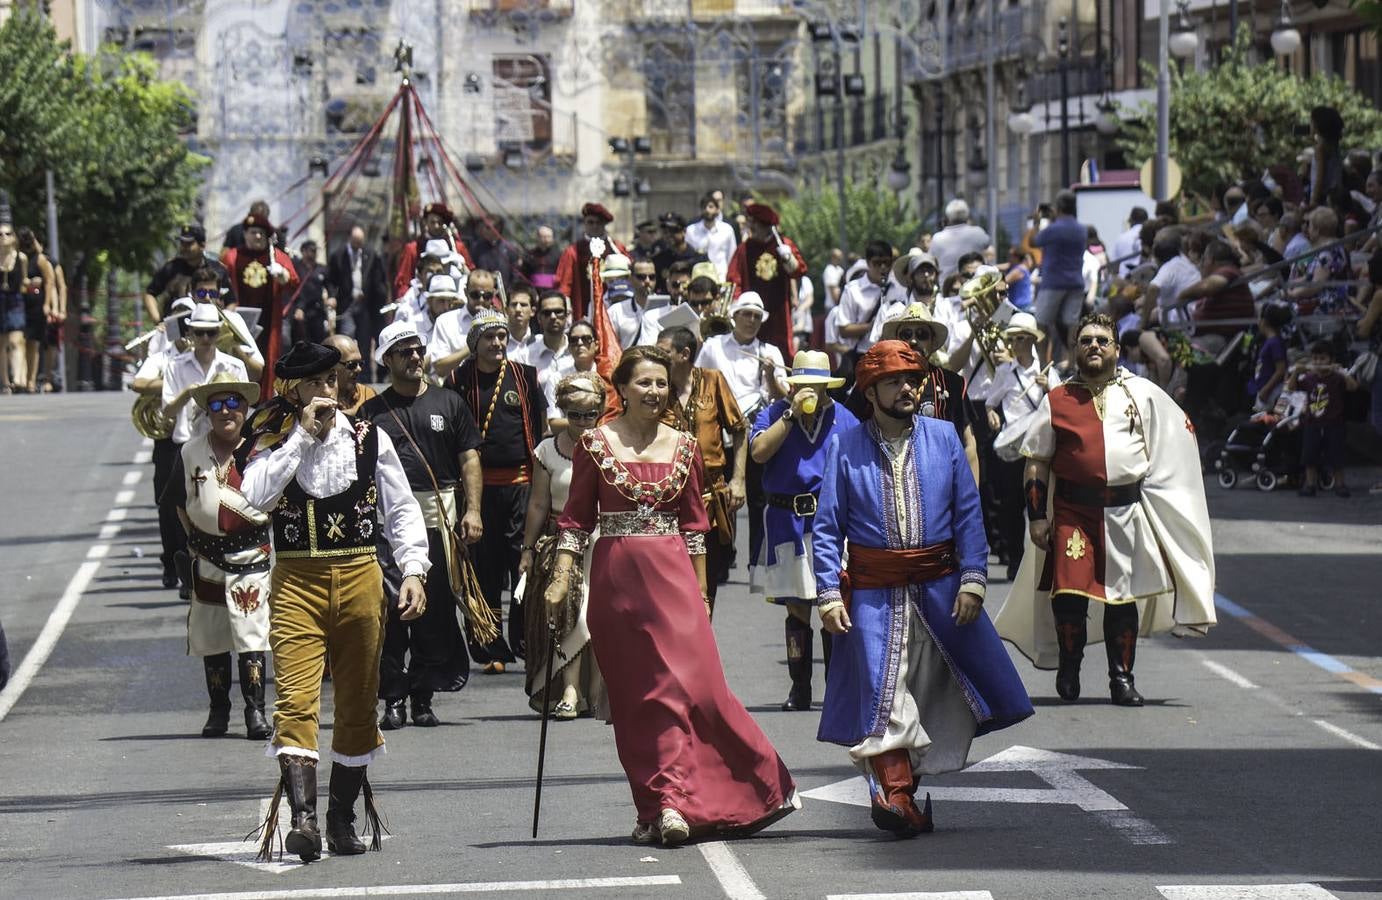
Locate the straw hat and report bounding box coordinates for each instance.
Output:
[1003,310,1045,342]
[784,350,845,388]
[878,301,949,349]
[189,371,261,411]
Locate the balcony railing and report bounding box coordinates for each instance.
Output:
[793,90,899,156]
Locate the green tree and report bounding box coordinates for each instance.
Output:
[0,12,207,272]
[1115,27,1382,203]
[776,178,922,300]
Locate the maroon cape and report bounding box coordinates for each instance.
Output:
[726,235,805,361]
[554,236,627,321]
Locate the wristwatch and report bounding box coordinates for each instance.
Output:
[781,407,795,422]
[405,572,427,587]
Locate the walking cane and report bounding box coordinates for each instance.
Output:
[531,620,558,838]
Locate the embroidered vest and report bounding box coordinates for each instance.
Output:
[271,421,380,559]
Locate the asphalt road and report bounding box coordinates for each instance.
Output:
[1,393,1379,900]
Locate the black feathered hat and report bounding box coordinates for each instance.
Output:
[274,341,340,380]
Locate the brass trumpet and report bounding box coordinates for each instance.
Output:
[700,281,735,339]
[959,266,1009,373]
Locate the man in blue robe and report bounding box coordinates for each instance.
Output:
[813,340,1033,837]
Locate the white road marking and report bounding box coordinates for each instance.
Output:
[105,506,129,523]
[827,893,994,900]
[802,746,1172,845]
[86,544,110,560]
[1312,719,1382,751]
[697,840,766,900]
[98,523,120,541]
[1158,885,1338,899]
[114,488,136,505]
[99,876,683,900]
[1200,659,1258,690]
[122,469,143,486]
[0,560,102,722]
[134,449,153,464]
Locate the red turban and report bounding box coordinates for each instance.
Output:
[855,340,923,394]
[581,202,614,223]
[743,201,779,227]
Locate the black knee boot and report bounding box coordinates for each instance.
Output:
[781,614,813,711]
[239,652,272,740]
[255,756,321,862]
[1051,595,1087,702]
[1104,603,1144,707]
[202,653,233,737]
[325,763,369,854]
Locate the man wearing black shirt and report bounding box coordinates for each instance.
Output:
[291,240,331,344]
[361,322,485,729]
[144,224,229,320]
[652,213,707,292]
[446,309,546,671]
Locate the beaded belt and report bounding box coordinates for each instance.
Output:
[598,510,680,537]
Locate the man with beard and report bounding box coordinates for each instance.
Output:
[361,322,484,729]
[555,202,626,320]
[392,203,475,303]
[685,193,739,279]
[221,212,299,387]
[144,224,228,321]
[812,340,1032,838]
[994,313,1216,707]
[166,375,272,740]
[447,309,547,671]
[725,201,805,361]
[428,269,501,381]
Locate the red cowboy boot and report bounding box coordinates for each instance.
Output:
[868,750,934,837]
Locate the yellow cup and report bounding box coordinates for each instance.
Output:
[800,393,818,415]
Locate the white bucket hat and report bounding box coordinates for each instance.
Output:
[374,320,422,364]
[728,291,769,321]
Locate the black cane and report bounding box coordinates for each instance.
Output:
[531,620,558,838]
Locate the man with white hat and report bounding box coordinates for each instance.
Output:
[162,303,254,449]
[748,350,860,711]
[602,253,652,350]
[696,291,789,580]
[983,311,1050,580]
[166,373,272,740]
[395,272,461,348]
[360,321,484,729]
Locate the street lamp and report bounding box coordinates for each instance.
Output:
[1094,99,1120,136]
[1008,79,1036,136]
[886,145,912,194]
[1169,2,1199,59]
[1270,2,1302,56]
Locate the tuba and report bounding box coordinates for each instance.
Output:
[131,393,173,439]
[700,281,735,339]
[959,266,1010,373]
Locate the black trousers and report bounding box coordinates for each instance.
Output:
[378,528,470,701]
[965,398,1000,556]
[152,438,186,580]
[992,455,1028,572]
[471,482,528,663]
[0,615,10,691]
[744,455,766,576]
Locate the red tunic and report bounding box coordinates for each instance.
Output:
[726,235,805,361]
[554,237,627,321]
[557,428,796,829]
[392,234,474,301]
[221,246,299,397]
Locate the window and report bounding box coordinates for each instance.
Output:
[492,54,552,151]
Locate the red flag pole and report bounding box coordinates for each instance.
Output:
[588,257,620,382]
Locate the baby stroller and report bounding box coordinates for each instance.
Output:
[1213,390,1335,492]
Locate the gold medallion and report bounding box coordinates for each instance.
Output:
[755,252,778,281]
[242,260,268,289]
[1065,528,1088,560]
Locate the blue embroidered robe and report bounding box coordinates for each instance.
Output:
[813,416,1034,747]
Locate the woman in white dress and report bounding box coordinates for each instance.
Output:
[520,372,608,719]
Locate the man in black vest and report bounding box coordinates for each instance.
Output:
[446,309,546,672]
[240,342,430,863]
[361,321,484,730]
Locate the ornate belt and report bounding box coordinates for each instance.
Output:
[766,491,818,517]
[187,526,271,573]
[598,510,680,537]
[1056,478,1144,508]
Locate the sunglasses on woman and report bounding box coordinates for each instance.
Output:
[569,334,595,346]
[563,409,602,422]
[207,396,245,413]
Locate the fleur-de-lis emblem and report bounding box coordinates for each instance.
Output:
[1065,528,1088,561]
[325,512,346,541]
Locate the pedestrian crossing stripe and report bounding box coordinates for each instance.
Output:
[1158,887,1339,900]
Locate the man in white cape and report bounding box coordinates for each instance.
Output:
[993,313,1216,706]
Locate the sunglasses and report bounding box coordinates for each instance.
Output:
[194,288,221,300]
[538,308,568,317]
[207,396,245,413]
[634,273,657,281]
[191,329,219,339]
[341,359,364,371]
[687,298,713,308]
[896,327,932,342]
[569,334,595,346]
[563,409,602,422]
[1078,335,1114,348]
[468,290,497,300]
[389,345,426,358]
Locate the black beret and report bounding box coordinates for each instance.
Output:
[274,341,340,379]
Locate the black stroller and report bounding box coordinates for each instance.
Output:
[1213,390,1335,492]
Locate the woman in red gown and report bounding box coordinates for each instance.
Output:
[547,346,799,846]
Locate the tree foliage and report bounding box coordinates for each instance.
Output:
[0,12,207,271]
[776,178,922,289]
[1115,28,1382,203]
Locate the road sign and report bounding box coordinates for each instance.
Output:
[1140,157,1183,199]
[801,745,1173,846]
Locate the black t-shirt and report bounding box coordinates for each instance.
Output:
[447,361,547,468]
[146,254,230,314]
[359,387,482,491]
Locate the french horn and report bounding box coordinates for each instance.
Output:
[131,393,173,439]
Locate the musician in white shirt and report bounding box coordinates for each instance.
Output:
[695,292,789,417]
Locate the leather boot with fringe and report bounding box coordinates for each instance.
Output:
[325,763,368,855]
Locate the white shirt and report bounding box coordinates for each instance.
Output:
[793,277,815,334]
[517,335,571,401]
[985,356,1045,426]
[864,277,913,347]
[395,300,438,347]
[1150,254,1201,315]
[837,275,888,352]
[695,332,787,417]
[928,223,991,279]
[240,413,431,577]
[161,349,249,445]
[606,298,649,350]
[135,346,171,383]
[1111,224,1143,277]
[426,307,475,361]
[684,218,738,278]
[823,305,845,351]
[822,263,845,310]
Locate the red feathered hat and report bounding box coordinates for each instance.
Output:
[855,340,923,394]
[581,202,614,224]
[423,202,455,223]
[242,212,274,233]
[743,201,779,227]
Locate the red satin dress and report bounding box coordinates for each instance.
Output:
[556,427,797,831]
